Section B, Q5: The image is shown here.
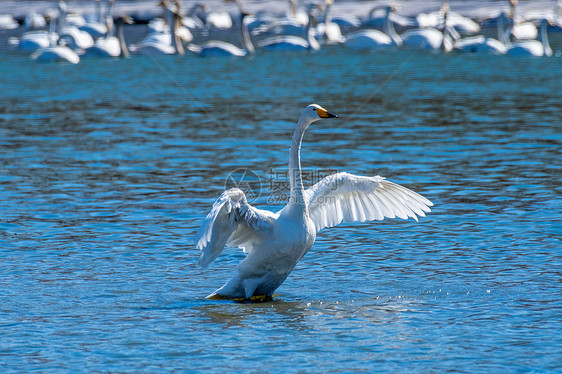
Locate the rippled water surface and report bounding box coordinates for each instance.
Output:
[1,41,561,372]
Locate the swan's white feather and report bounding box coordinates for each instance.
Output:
[195,188,276,268]
[305,172,433,232]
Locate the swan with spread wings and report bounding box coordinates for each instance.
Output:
[195,104,433,300]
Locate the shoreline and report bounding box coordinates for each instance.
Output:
[1,1,559,23]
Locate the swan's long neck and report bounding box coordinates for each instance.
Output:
[498,13,511,46]
[288,118,309,209]
[540,19,552,56]
[384,7,402,46]
[240,14,254,55]
[48,16,57,46]
[307,18,320,50]
[167,8,184,55]
[117,21,129,58]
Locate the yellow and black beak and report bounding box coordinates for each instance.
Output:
[317,108,338,118]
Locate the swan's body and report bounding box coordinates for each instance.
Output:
[416,10,479,35]
[343,30,394,49]
[32,45,80,64]
[401,28,444,50]
[453,35,507,54]
[25,12,47,29]
[0,14,19,30]
[17,30,59,52]
[84,36,121,57]
[259,23,319,51]
[58,26,95,49]
[196,104,433,300]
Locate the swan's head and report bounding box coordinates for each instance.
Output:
[299,104,337,126]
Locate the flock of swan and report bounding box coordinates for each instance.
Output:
[3,1,557,300]
[4,0,561,64]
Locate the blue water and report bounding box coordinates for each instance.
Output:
[1,39,561,372]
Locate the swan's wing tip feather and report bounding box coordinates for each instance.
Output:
[306,173,433,232]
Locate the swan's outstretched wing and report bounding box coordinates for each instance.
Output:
[305,172,433,232]
[195,188,276,267]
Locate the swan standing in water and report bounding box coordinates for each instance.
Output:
[196,104,433,300]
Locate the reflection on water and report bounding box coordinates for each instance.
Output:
[0,46,561,372]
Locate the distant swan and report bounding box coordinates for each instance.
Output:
[504,17,552,57]
[259,4,321,51]
[30,12,80,64]
[385,5,447,50]
[195,104,433,300]
[448,4,506,54]
[187,9,254,57]
[133,0,185,56]
[83,16,132,58]
[344,6,401,50]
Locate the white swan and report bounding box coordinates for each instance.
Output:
[344,6,400,50]
[259,4,321,51]
[0,14,19,30]
[16,13,59,52]
[348,5,445,51]
[505,18,552,57]
[508,0,538,40]
[452,9,507,55]
[83,16,132,58]
[187,7,254,57]
[78,0,111,39]
[315,0,343,44]
[393,5,447,50]
[401,27,444,51]
[57,2,94,50]
[415,6,480,35]
[250,0,309,38]
[29,11,80,64]
[362,4,414,29]
[343,29,394,49]
[133,1,185,56]
[24,12,47,29]
[196,104,433,300]
[32,44,80,64]
[453,35,507,55]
